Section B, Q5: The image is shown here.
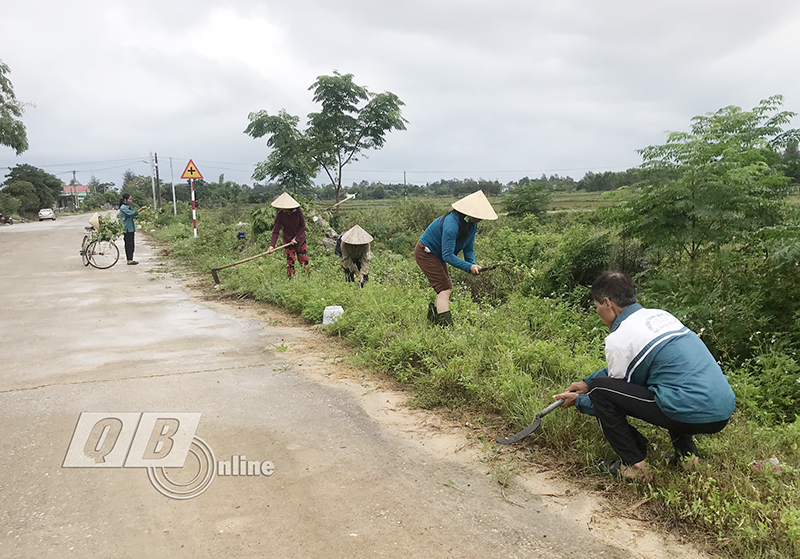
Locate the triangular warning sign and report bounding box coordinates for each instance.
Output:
[181,160,203,180]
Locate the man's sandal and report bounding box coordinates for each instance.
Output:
[594,458,623,476]
[594,458,652,482]
[668,453,701,471]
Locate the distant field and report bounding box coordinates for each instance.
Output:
[311,190,616,217]
[549,191,615,210]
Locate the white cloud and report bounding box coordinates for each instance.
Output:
[2,0,800,187]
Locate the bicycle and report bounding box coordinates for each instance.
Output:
[80,226,120,269]
[80,227,93,266]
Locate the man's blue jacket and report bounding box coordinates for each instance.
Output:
[576,304,736,424]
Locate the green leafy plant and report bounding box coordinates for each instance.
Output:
[503,179,552,218]
[96,213,123,241]
[626,96,795,261]
[251,206,276,238]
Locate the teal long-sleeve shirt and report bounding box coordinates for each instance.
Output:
[119,204,139,233]
[418,211,477,273]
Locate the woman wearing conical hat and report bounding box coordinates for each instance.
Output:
[338,224,373,288]
[415,190,498,326]
[267,192,309,278]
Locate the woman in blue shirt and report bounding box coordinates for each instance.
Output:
[119,194,147,265]
[414,190,497,326]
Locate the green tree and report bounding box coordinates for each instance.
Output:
[503,179,552,219]
[626,96,797,260]
[0,60,28,155]
[86,175,114,194]
[4,164,63,208]
[81,192,110,211]
[782,139,800,184]
[122,169,137,190]
[246,110,318,194]
[123,175,154,207]
[578,169,640,191]
[195,176,247,206]
[4,180,39,213]
[78,189,120,211]
[246,71,407,202]
[0,190,21,216]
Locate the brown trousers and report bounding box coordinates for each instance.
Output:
[414,241,452,293]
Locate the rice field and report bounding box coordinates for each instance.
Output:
[310,191,615,219]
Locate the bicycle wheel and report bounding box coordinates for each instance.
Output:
[81,235,92,266]
[88,240,120,269]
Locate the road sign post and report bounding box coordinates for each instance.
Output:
[180,160,203,238]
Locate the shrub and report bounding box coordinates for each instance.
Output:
[503,181,552,218]
[251,206,276,238]
[735,348,800,425]
[0,191,21,216]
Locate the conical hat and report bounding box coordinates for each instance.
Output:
[341,224,373,245]
[271,192,301,209]
[451,190,498,220]
[88,212,100,230]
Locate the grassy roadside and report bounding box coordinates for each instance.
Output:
[146,202,800,559]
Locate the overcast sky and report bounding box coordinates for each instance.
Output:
[3,0,800,189]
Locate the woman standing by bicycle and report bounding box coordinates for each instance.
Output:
[119,194,147,265]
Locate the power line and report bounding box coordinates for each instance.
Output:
[39,158,145,168]
[14,152,640,176]
[42,158,635,176]
[346,165,636,175]
[51,162,146,176]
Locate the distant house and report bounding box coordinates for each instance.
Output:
[60,184,90,208]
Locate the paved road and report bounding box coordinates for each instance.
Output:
[0,215,635,559]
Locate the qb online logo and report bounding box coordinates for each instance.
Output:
[63,412,216,500]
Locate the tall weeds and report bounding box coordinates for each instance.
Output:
[149,201,800,559]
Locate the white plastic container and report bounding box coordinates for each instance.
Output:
[322,305,344,325]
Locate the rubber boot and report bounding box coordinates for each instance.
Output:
[435,310,453,327]
[427,302,437,323]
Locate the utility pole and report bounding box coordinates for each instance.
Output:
[154,152,162,208]
[170,157,176,215]
[149,151,157,210]
[72,170,78,209]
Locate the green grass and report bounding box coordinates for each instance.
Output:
[550,190,617,210]
[145,200,800,559]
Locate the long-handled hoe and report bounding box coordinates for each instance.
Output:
[210,242,293,284]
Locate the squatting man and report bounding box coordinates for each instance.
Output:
[553,271,736,481]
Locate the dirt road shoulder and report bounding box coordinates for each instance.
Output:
[187,279,711,559]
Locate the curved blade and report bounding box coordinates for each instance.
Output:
[494,399,565,445]
[495,417,541,444]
